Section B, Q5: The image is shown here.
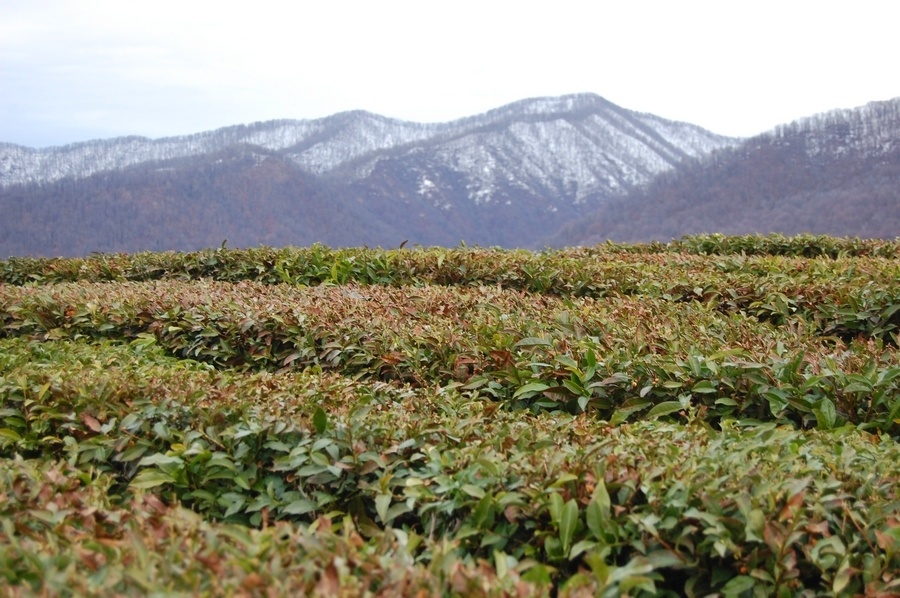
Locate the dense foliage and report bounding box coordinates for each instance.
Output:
[1,234,898,596]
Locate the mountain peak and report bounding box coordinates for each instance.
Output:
[484,93,613,116]
[0,94,737,189]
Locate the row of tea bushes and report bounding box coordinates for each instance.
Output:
[2,338,898,595]
[1,281,898,433]
[2,236,898,594]
[2,457,540,597]
[4,242,899,346]
[1,236,898,286]
[667,233,900,258]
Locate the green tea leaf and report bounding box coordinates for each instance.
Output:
[0,428,22,442]
[646,401,683,420]
[691,380,718,394]
[586,498,605,541]
[282,499,318,515]
[461,484,486,499]
[513,382,550,399]
[375,493,391,524]
[312,407,327,435]
[610,401,649,425]
[559,499,578,556]
[549,492,564,525]
[129,468,176,489]
[473,494,495,529]
[814,397,837,430]
[833,557,853,594]
[513,337,552,348]
[721,575,757,596]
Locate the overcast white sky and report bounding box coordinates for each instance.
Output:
[2,0,898,148]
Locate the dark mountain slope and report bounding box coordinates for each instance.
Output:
[0,149,399,256]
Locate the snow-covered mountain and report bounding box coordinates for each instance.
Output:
[343,94,735,206]
[1,93,739,256]
[0,93,735,192]
[549,97,900,245]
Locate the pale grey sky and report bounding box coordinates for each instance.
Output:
[2,0,898,148]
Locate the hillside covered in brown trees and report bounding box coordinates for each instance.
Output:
[549,98,900,245]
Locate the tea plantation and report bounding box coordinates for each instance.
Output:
[1,234,898,596]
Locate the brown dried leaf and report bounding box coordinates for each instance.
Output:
[315,562,340,596]
[875,529,894,551]
[504,504,521,524]
[81,413,102,433]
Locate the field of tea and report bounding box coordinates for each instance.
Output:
[1,234,898,596]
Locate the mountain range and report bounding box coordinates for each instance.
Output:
[1,93,897,257]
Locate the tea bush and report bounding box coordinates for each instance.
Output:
[1,235,898,595]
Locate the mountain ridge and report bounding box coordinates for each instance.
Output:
[4,94,896,258]
[549,97,900,246]
[1,93,741,257]
[0,93,736,189]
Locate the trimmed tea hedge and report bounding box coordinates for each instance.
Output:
[1,235,898,595]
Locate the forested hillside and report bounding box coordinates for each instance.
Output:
[551,98,900,245]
